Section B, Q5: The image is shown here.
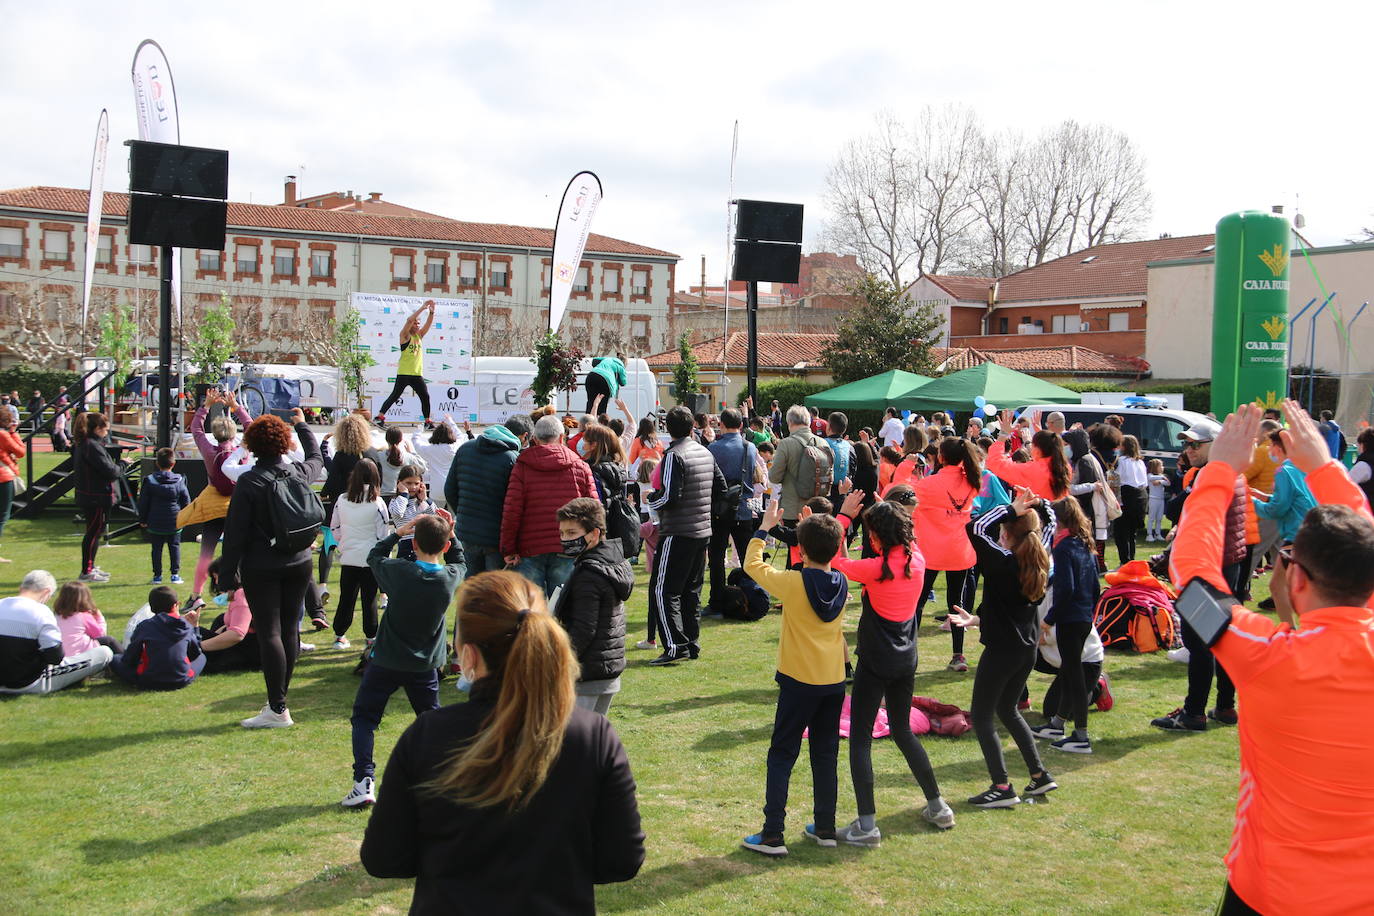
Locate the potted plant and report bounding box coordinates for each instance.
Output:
[532,330,583,409]
[672,333,705,413]
[185,293,237,416]
[334,305,376,412]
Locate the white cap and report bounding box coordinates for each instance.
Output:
[1178,418,1222,442]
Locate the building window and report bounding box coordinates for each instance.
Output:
[603,268,620,294]
[631,269,648,296]
[199,250,222,272]
[236,244,258,273]
[0,227,21,258]
[573,267,590,293]
[1051,314,1080,334]
[459,258,479,286]
[1109,311,1130,332]
[426,259,446,285]
[631,317,649,339]
[43,229,70,262]
[491,263,509,287]
[132,244,154,265]
[310,252,332,278]
[273,247,296,276]
[97,235,114,265]
[393,255,413,282]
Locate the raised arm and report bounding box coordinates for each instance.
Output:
[414,300,436,337]
[1279,398,1373,521]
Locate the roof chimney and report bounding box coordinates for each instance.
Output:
[1272,204,1284,215]
[368,192,382,202]
[284,175,297,206]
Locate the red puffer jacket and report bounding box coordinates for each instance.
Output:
[1183,466,1249,568]
[499,443,597,557]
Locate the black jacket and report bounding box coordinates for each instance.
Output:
[446,430,520,548]
[321,442,362,504]
[360,680,644,915]
[219,423,324,583]
[647,436,723,539]
[554,539,632,683]
[73,435,120,507]
[966,503,1056,648]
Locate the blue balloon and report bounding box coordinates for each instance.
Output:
[901,410,910,419]
[974,396,986,408]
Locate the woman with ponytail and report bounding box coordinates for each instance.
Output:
[987,414,1071,501]
[361,570,644,913]
[72,411,121,582]
[950,485,1059,809]
[911,437,984,672]
[883,424,929,495]
[365,425,426,498]
[832,493,954,844]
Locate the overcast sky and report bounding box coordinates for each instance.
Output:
[3,0,1371,290]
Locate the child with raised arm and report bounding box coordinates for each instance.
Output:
[740,499,849,857]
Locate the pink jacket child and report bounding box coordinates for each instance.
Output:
[53,581,123,656]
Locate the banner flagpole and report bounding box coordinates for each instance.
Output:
[547,171,604,335]
[722,120,738,408]
[81,109,109,357]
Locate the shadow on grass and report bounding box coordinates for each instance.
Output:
[0,723,231,767]
[617,687,779,716]
[596,849,849,913]
[191,861,401,914]
[81,803,332,863]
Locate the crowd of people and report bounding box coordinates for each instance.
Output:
[2,378,1373,914]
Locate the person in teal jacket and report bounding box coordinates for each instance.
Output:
[1252,431,1317,544]
[585,356,628,414]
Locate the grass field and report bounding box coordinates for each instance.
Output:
[0,454,1258,914]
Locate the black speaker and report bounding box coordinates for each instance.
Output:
[128,141,230,199]
[128,195,228,249]
[733,239,801,284]
[735,200,804,243]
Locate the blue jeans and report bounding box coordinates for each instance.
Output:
[763,680,843,836]
[515,553,574,599]
[463,542,505,576]
[350,663,440,781]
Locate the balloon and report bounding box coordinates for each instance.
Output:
[974,396,986,408]
[983,404,997,418]
[901,410,910,419]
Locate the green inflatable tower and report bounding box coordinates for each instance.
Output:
[1211,211,1290,415]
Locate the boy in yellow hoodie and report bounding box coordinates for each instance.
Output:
[741,498,849,856]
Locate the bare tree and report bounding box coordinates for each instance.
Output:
[969,131,1028,277]
[294,304,338,365]
[1015,122,1079,266]
[821,112,918,289]
[909,105,985,275]
[1066,124,1151,250]
[0,283,88,365]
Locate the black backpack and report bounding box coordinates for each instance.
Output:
[723,568,770,621]
[593,464,642,559]
[263,465,326,553]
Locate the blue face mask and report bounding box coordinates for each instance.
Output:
[576,437,588,457]
[455,672,473,693]
[212,593,229,607]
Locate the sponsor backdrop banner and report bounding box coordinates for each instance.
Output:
[547,170,603,332]
[476,372,537,426]
[81,109,109,330]
[129,39,182,317]
[351,292,476,422]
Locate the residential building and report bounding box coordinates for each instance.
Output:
[905,273,995,346]
[778,252,862,299]
[0,183,679,369]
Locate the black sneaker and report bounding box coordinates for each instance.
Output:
[1024,771,1059,796]
[648,651,687,667]
[1208,707,1239,726]
[1257,597,1276,611]
[1151,708,1207,731]
[741,831,788,856]
[967,785,1020,808]
[803,823,837,847]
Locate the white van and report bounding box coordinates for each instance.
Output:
[472,357,659,426]
[1018,401,1211,472]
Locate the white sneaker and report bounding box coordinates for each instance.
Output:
[298,641,316,652]
[333,636,351,650]
[922,797,956,830]
[341,776,376,808]
[634,639,657,650]
[240,705,294,729]
[1167,646,1191,664]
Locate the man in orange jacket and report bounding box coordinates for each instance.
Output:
[1171,399,1374,915]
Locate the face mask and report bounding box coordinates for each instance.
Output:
[212,593,229,606]
[561,535,590,557]
[455,672,473,693]
[576,438,588,457]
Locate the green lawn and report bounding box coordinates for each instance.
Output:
[0,480,1261,915]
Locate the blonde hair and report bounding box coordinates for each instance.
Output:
[209,414,237,443]
[426,572,576,810]
[1147,458,1164,475]
[1120,434,1142,460]
[332,413,372,456]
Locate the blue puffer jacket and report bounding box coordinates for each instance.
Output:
[446,427,520,548]
[137,469,191,534]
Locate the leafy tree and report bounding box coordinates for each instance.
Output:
[334,306,376,410]
[186,292,237,387]
[95,298,137,392]
[672,333,701,405]
[532,331,582,407]
[821,274,942,385]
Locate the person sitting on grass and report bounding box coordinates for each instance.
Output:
[53,580,123,658]
[111,586,205,690]
[740,498,849,856]
[0,569,114,695]
[137,447,191,585]
[342,513,463,809]
[361,571,643,911]
[195,558,261,674]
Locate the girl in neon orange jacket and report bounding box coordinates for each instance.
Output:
[986,429,1071,502]
[912,438,983,672]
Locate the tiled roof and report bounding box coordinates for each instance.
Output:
[936,345,1149,377]
[644,332,837,370]
[994,234,1215,303]
[0,186,678,258]
[671,291,785,309]
[924,273,994,302]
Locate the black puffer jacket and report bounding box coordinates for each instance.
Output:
[554,539,633,683]
[589,459,627,505]
[73,435,121,508]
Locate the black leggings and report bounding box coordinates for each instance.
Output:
[584,372,611,415]
[1051,621,1093,731]
[1114,485,1145,562]
[243,559,312,713]
[80,503,108,575]
[334,564,379,639]
[915,567,970,656]
[96,634,124,655]
[849,663,940,815]
[377,374,431,420]
[971,640,1044,785]
[1031,655,1102,721]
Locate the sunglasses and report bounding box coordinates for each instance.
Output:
[1278,546,1313,581]
[1183,440,1211,450]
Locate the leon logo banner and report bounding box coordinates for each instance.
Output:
[130,39,182,316]
[81,109,109,329]
[547,171,603,333]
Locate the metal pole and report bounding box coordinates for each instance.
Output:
[157,245,174,449]
[1306,294,1334,413]
[746,280,759,408]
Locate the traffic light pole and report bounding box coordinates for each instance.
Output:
[157,245,174,449]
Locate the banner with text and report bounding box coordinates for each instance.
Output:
[130,39,182,317]
[81,109,109,329]
[547,170,603,332]
[351,292,476,422]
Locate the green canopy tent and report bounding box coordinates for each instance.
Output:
[803,369,936,411]
[899,362,1081,414]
